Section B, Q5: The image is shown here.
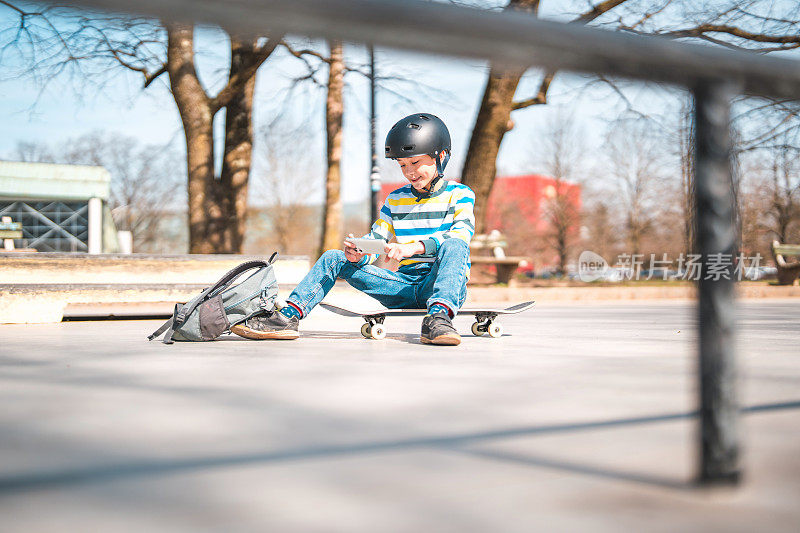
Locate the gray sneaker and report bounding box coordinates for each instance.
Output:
[421,311,461,346]
[231,309,300,340]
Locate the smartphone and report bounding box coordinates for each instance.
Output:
[349,237,387,255]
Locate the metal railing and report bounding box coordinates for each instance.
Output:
[76,0,800,100]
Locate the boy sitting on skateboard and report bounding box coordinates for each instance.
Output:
[232,113,475,345]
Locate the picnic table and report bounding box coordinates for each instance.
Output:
[470,231,529,284]
[772,240,800,285]
[1,217,22,251]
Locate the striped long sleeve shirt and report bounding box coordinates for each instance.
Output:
[360,180,476,271]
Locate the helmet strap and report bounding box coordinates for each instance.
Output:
[421,150,449,197]
[439,150,450,176]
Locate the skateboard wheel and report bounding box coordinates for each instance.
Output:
[487,323,503,338]
[471,322,484,336]
[361,323,372,338]
[370,324,386,340]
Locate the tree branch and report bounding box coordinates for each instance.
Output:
[573,0,629,24]
[280,39,330,64]
[144,63,167,87]
[615,0,672,32]
[0,0,26,16]
[511,0,630,111]
[662,23,800,45]
[210,32,284,112]
[512,71,553,110]
[96,30,167,87]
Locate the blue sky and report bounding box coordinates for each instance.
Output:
[4,0,799,211]
[0,6,684,207]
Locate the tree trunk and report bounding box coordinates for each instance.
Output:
[219,39,258,253]
[318,40,345,257]
[166,24,217,254]
[629,215,642,257]
[460,68,523,235]
[557,226,568,274]
[680,104,695,255]
[460,0,539,235]
[555,196,571,274]
[461,0,629,235]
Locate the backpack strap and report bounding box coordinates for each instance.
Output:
[161,322,176,344]
[175,260,270,325]
[148,303,180,343]
[147,318,173,341]
[207,258,274,300]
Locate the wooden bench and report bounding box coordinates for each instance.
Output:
[772,241,800,285]
[470,231,529,284]
[1,217,23,251]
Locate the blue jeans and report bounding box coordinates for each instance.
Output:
[286,238,470,316]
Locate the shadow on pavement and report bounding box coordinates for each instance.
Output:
[1,400,797,494]
[217,329,421,342]
[448,446,690,490]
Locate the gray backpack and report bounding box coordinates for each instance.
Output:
[148,253,279,344]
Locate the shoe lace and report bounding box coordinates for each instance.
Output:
[249,310,277,327]
[427,312,453,329]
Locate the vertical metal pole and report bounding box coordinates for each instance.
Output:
[87,197,103,255]
[369,45,381,226]
[693,80,740,485]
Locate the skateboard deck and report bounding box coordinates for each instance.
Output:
[318,300,535,339]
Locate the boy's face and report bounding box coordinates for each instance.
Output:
[396,153,442,191]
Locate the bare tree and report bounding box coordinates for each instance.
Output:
[278,39,453,259]
[736,160,770,258]
[677,99,695,255]
[605,120,665,256]
[274,39,347,258]
[64,133,183,252]
[250,118,320,255]
[534,110,584,273]
[461,0,800,235]
[6,132,182,252]
[583,200,619,261]
[11,141,55,163]
[763,145,800,244]
[733,142,800,261]
[461,0,628,234]
[1,2,284,253]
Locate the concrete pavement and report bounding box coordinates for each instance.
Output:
[0,300,798,532]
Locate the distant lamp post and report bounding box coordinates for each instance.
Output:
[369,45,380,225]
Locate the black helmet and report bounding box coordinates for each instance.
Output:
[385,113,451,180]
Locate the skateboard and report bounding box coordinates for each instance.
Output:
[318,300,535,340]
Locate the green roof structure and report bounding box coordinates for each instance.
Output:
[0,160,119,253]
[0,161,111,201]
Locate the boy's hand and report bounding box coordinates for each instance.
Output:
[343,234,366,263]
[385,241,424,262]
